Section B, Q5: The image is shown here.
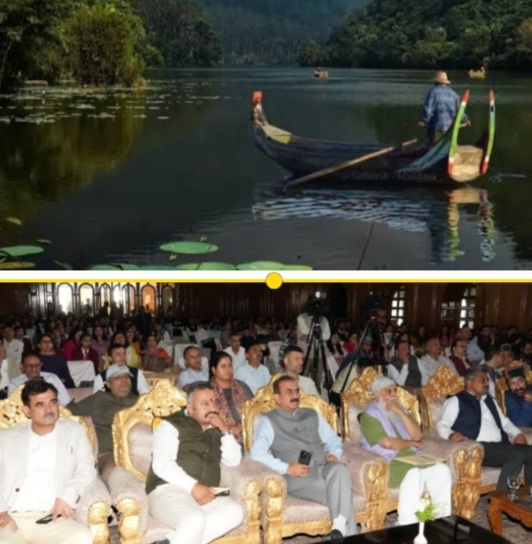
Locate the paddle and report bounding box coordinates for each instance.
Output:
[284,138,418,190]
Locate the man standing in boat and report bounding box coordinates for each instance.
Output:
[419,71,470,144]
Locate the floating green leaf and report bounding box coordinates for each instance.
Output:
[280,264,314,270]
[236,261,285,270]
[0,261,36,269]
[0,245,44,257]
[54,260,73,270]
[4,216,22,226]
[36,238,52,245]
[175,262,237,270]
[159,241,218,254]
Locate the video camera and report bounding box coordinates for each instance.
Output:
[361,292,388,323]
[306,291,330,318]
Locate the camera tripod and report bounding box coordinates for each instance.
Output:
[302,315,332,393]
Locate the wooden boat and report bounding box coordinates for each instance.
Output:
[468,66,486,79]
[251,90,495,185]
[314,68,329,79]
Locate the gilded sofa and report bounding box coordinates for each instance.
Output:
[0,385,111,544]
[341,367,471,526]
[241,374,389,544]
[110,379,280,544]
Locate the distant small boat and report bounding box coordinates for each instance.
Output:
[468,66,486,79]
[313,68,328,79]
[250,90,496,185]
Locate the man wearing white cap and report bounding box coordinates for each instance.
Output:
[67,364,137,482]
[359,377,451,525]
[418,70,470,144]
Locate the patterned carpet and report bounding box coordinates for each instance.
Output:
[109,494,532,544]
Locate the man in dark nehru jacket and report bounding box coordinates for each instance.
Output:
[504,364,532,427]
[145,381,244,544]
[437,367,532,491]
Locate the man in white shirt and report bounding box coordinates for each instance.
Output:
[223,333,246,372]
[234,342,271,395]
[3,324,24,367]
[8,351,71,406]
[281,346,320,397]
[297,312,331,346]
[419,337,458,385]
[178,346,209,392]
[436,367,532,491]
[93,344,150,395]
[146,382,244,544]
[0,379,96,544]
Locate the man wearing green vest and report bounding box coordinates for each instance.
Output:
[145,381,244,544]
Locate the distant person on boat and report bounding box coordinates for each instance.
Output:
[418,71,470,144]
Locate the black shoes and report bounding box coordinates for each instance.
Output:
[328,529,345,543]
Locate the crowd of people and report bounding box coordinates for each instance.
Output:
[1,305,532,544]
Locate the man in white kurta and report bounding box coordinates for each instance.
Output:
[419,337,458,385]
[8,351,71,406]
[146,382,243,544]
[223,333,246,372]
[0,379,96,544]
[234,342,271,395]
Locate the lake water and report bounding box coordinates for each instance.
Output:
[0,67,530,270]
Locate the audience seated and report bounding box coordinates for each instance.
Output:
[419,337,458,385]
[8,350,71,406]
[479,346,504,397]
[146,381,244,544]
[436,367,532,491]
[359,377,451,525]
[387,341,422,392]
[448,338,471,377]
[68,364,137,483]
[209,351,252,444]
[234,341,271,395]
[178,346,209,391]
[280,345,320,396]
[71,333,100,373]
[222,332,246,371]
[250,375,357,541]
[37,334,75,389]
[141,334,172,372]
[504,364,532,427]
[93,344,150,395]
[0,380,96,544]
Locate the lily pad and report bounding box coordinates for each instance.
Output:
[135,265,178,270]
[4,216,22,226]
[90,263,142,270]
[36,238,52,245]
[0,261,36,269]
[159,241,218,254]
[175,262,237,270]
[236,261,285,270]
[0,245,44,257]
[280,264,314,270]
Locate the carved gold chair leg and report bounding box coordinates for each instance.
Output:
[88,501,111,544]
[115,497,141,544]
[262,477,285,544]
[363,459,389,530]
[457,446,483,519]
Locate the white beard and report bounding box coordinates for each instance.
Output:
[375,400,404,427]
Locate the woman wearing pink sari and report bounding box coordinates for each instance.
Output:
[209,351,253,444]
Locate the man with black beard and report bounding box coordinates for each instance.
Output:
[504,365,532,427]
[359,377,451,525]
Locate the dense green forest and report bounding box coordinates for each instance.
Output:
[299,0,532,70]
[200,0,359,64]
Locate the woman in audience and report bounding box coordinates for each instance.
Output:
[125,326,142,367]
[342,333,359,354]
[327,333,346,361]
[141,334,172,372]
[63,327,83,361]
[91,325,109,358]
[209,351,253,444]
[37,333,75,388]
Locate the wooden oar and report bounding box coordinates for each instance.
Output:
[284,138,418,190]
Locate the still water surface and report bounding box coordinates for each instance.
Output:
[0,67,530,270]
